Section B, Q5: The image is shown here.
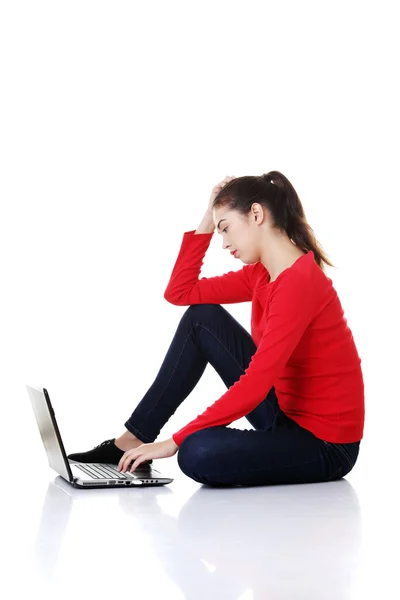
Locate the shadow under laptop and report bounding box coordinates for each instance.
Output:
[32,476,362,598]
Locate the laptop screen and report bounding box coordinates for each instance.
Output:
[26,385,73,482]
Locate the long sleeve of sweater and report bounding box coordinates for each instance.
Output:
[164,230,257,306]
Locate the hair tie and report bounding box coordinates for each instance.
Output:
[263,173,274,184]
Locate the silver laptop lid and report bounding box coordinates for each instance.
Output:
[26,385,74,483]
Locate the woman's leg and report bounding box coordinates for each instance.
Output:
[124,303,278,443]
[177,411,361,487]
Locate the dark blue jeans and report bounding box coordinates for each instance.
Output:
[125,304,361,487]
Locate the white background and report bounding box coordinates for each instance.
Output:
[1,1,398,474]
[1,2,400,598]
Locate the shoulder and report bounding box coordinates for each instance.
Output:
[273,251,327,293]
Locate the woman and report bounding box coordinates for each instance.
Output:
[68,171,364,487]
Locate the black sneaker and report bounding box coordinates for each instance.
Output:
[67,438,152,465]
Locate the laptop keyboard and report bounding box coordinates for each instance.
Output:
[74,463,131,479]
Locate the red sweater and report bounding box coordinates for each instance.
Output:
[165,230,365,447]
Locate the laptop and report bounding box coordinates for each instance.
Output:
[26,385,174,488]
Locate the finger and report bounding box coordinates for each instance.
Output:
[130,458,143,473]
[119,450,136,472]
[131,456,146,473]
[119,448,135,467]
[121,457,132,472]
[120,461,129,473]
[117,451,129,471]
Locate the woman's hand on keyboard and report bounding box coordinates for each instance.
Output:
[117,437,179,473]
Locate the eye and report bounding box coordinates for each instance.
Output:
[223,227,228,233]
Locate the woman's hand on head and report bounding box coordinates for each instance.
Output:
[208,175,236,213]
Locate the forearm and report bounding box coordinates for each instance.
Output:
[169,437,180,450]
[195,210,215,234]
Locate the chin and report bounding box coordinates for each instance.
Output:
[242,254,258,265]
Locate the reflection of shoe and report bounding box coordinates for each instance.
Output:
[67,438,153,465]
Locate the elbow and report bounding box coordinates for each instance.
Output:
[163,290,188,306]
[164,290,173,304]
[164,290,179,305]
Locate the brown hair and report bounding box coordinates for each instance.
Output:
[212,170,334,271]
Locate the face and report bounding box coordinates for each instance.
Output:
[213,205,263,264]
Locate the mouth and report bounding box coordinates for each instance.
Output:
[230,250,238,257]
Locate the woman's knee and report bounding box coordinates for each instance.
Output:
[185,304,225,316]
[183,304,227,323]
[177,429,214,478]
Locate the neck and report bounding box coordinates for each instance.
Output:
[259,234,306,281]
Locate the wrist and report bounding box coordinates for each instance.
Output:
[195,212,215,234]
